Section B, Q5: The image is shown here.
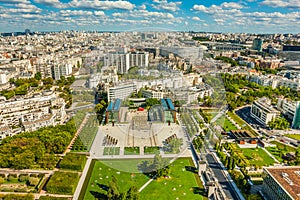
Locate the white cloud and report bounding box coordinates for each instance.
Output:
[192,16,202,21]
[192,5,208,12]
[260,0,300,8]
[34,0,67,8]
[0,0,28,3]
[69,0,135,10]
[60,10,93,17]
[94,11,105,16]
[152,0,181,12]
[221,2,243,9]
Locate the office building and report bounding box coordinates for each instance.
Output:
[142,90,164,99]
[107,82,136,102]
[262,166,300,200]
[252,38,263,52]
[277,98,300,129]
[250,97,280,126]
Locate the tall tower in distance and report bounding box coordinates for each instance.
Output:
[252,38,263,52]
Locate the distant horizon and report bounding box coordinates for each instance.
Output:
[1,29,299,35]
[0,0,299,34]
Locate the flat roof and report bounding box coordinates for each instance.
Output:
[230,130,256,139]
[265,166,300,200]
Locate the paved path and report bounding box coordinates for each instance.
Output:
[73,157,92,200]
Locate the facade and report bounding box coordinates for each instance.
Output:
[0,92,66,138]
[104,52,149,74]
[250,97,280,126]
[0,73,8,84]
[277,98,300,129]
[252,38,263,51]
[105,99,121,123]
[52,64,72,80]
[142,90,164,99]
[107,82,136,102]
[262,166,300,200]
[292,102,300,129]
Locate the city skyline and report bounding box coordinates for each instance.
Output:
[0,0,299,33]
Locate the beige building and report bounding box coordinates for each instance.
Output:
[262,166,300,200]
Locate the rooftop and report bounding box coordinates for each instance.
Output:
[160,98,175,111]
[265,166,300,200]
[107,98,122,112]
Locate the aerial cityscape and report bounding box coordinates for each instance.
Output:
[0,0,300,200]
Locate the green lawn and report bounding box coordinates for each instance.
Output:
[80,158,206,200]
[270,141,296,152]
[140,158,206,200]
[227,111,257,136]
[72,115,98,152]
[265,147,284,163]
[81,159,150,200]
[213,116,237,132]
[144,146,160,155]
[241,148,275,167]
[285,134,300,141]
[103,147,120,155]
[124,147,140,155]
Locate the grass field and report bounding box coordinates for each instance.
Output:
[81,158,206,200]
[72,115,98,152]
[144,146,160,155]
[213,116,237,132]
[285,134,300,141]
[103,147,120,155]
[140,158,206,200]
[227,111,257,136]
[265,147,284,163]
[270,141,297,152]
[124,147,140,155]
[241,148,275,167]
[81,159,150,200]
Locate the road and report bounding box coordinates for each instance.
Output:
[206,153,241,200]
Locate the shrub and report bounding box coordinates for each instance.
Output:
[19,174,29,182]
[46,172,79,195]
[59,153,86,171]
[28,177,40,186]
[0,177,5,184]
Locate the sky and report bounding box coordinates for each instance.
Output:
[0,0,299,33]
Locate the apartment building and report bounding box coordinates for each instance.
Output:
[104,52,149,74]
[0,92,67,138]
[262,166,300,200]
[251,97,280,126]
[277,98,300,129]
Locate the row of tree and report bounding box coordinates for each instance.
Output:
[0,120,76,169]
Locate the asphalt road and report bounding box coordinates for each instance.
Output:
[206,153,240,200]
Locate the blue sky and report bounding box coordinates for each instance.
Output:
[0,0,299,33]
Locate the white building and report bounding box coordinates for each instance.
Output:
[251,97,280,126]
[277,98,300,129]
[0,73,7,84]
[142,90,164,99]
[107,82,136,102]
[104,52,149,74]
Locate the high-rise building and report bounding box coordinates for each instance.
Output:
[277,98,300,129]
[104,52,149,74]
[292,102,300,129]
[252,38,263,52]
[52,64,72,80]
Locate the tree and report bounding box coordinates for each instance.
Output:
[34,72,42,80]
[107,176,120,200]
[95,103,104,113]
[146,98,160,107]
[126,185,139,200]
